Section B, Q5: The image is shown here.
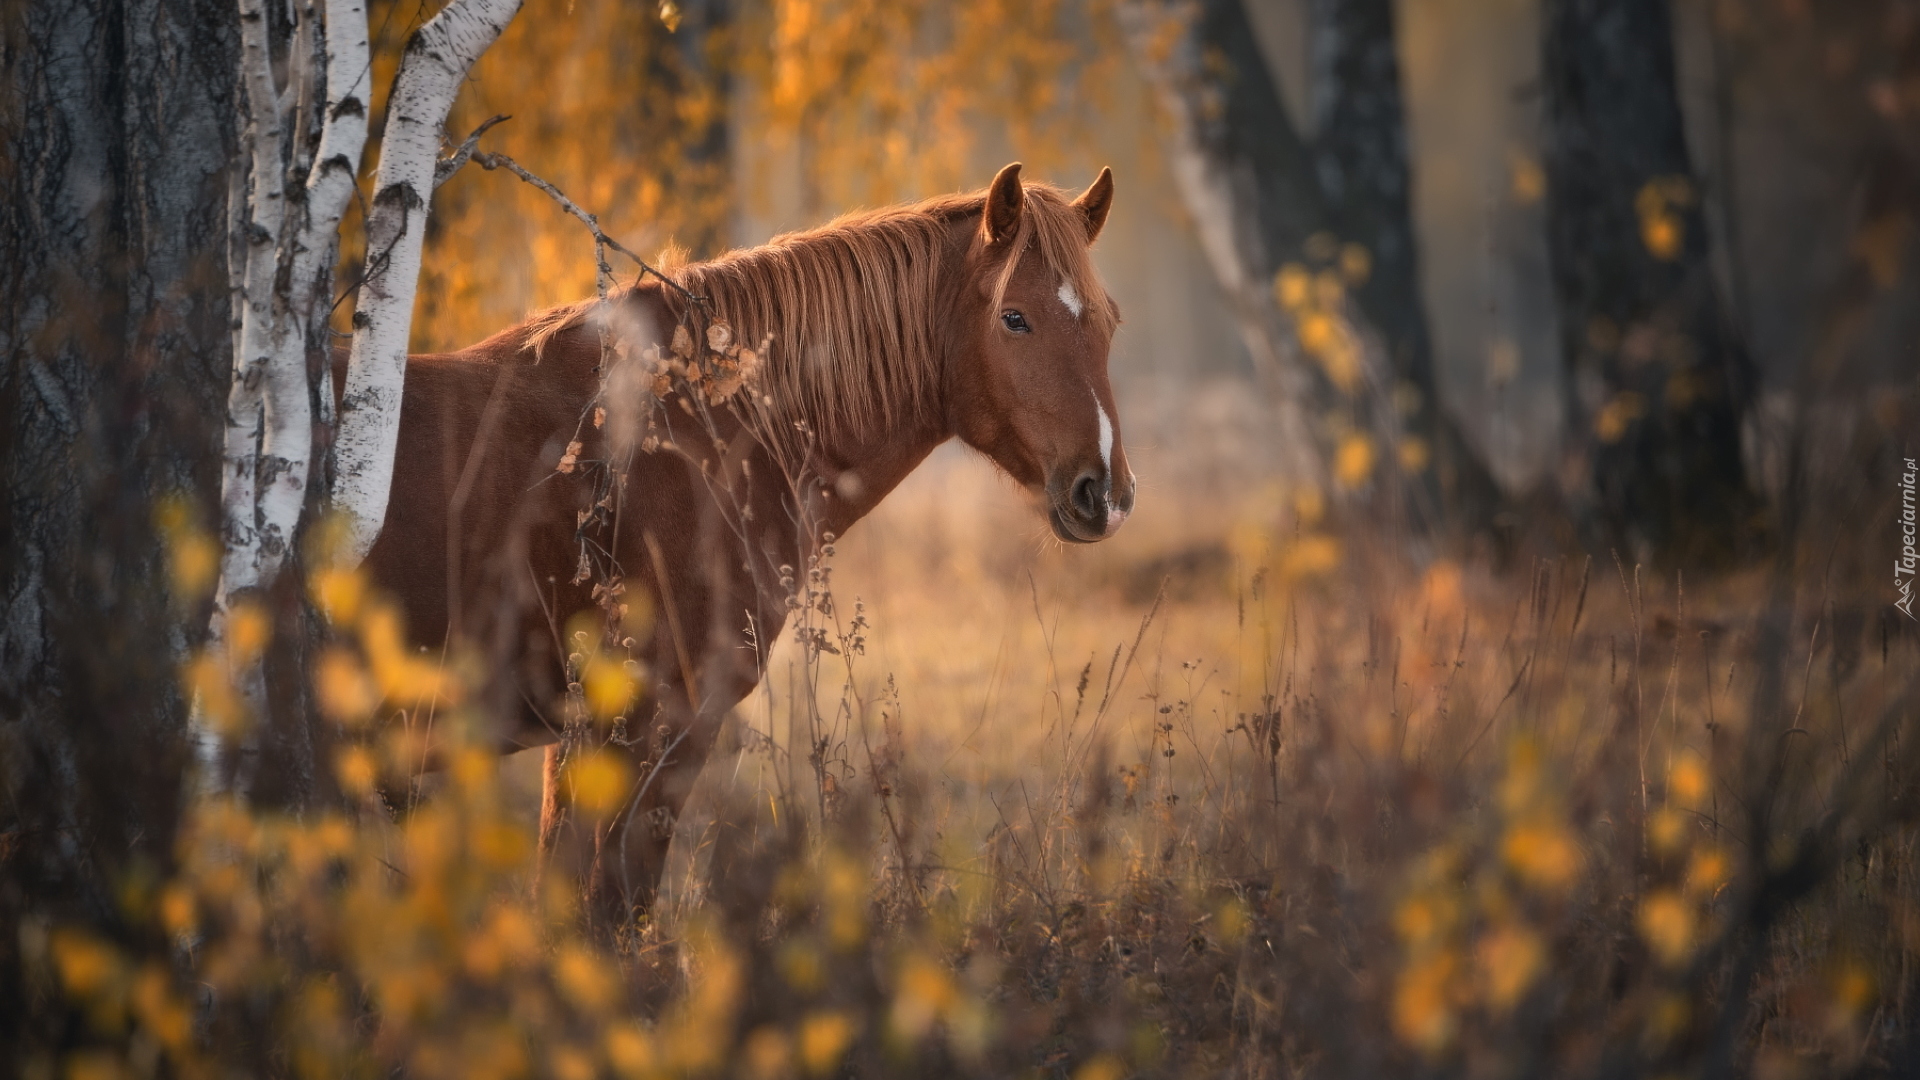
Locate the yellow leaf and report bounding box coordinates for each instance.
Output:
[798,1012,855,1077]
[1334,433,1375,490]
[1392,948,1459,1054]
[781,939,826,993]
[606,1024,659,1080]
[1475,926,1544,1012]
[549,1045,596,1080]
[158,885,196,936]
[1636,178,1688,261]
[1642,214,1682,260]
[743,1027,790,1080]
[1637,890,1695,967]
[1668,753,1709,809]
[1509,151,1545,204]
[890,953,956,1041]
[1397,435,1431,473]
[1393,894,1458,948]
[566,749,632,817]
[1421,561,1465,624]
[582,655,640,722]
[1339,243,1372,285]
[186,652,245,738]
[51,929,123,999]
[1830,964,1876,1020]
[1074,1054,1126,1080]
[130,965,192,1053]
[314,648,378,726]
[1684,846,1731,897]
[1273,263,1311,311]
[226,601,270,664]
[1502,820,1583,894]
[1297,312,1335,355]
[473,822,531,871]
[63,1052,128,1080]
[310,567,365,625]
[1276,534,1342,580]
[1647,807,1689,856]
[169,533,218,602]
[333,745,377,794]
[1594,392,1646,443]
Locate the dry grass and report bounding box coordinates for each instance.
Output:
[21,385,1920,1080]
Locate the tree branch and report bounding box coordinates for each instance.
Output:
[470,149,706,308]
[332,0,524,567]
[435,112,511,189]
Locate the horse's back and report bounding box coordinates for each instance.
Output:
[358,328,602,737]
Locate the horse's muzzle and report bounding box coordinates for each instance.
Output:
[1048,468,1132,544]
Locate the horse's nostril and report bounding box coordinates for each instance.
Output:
[1071,473,1104,521]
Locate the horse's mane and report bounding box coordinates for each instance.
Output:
[521,181,1114,442]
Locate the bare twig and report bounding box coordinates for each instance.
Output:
[471,149,706,308]
[435,112,511,188]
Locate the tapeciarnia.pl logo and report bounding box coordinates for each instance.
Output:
[1899,456,1917,620]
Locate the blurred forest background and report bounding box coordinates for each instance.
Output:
[406,0,1918,551]
[5,0,1920,1078]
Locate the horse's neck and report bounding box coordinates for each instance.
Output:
[651,231,961,540]
[791,405,948,538]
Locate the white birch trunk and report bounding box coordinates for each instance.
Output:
[201,0,294,782]
[200,0,376,790]
[218,0,286,602]
[1115,0,1326,485]
[332,0,523,566]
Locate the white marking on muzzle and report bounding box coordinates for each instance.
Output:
[1095,392,1113,474]
[1058,279,1083,319]
[1093,390,1131,537]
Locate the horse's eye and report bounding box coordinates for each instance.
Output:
[1001,310,1031,334]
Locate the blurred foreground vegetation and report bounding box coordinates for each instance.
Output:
[18,453,1920,1079]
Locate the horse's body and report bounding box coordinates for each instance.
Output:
[358,165,1130,928]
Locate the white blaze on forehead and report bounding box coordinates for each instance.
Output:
[1057,279,1083,319]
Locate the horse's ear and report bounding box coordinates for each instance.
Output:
[983,161,1024,246]
[1072,166,1114,243]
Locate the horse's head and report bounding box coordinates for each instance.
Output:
[950,163,1133,544]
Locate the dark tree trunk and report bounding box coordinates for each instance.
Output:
[1541,0,1753,565]
[1309,0,1504,532]
[0,0,236,1051]
[1195,0,1326,270]
[1194,0,1502,538]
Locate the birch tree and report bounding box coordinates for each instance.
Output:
[332,0,523,569]
[202,0,521,794]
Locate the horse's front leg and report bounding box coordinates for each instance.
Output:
[538,699,728,936]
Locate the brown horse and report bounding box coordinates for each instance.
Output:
[357,163,1130,929]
